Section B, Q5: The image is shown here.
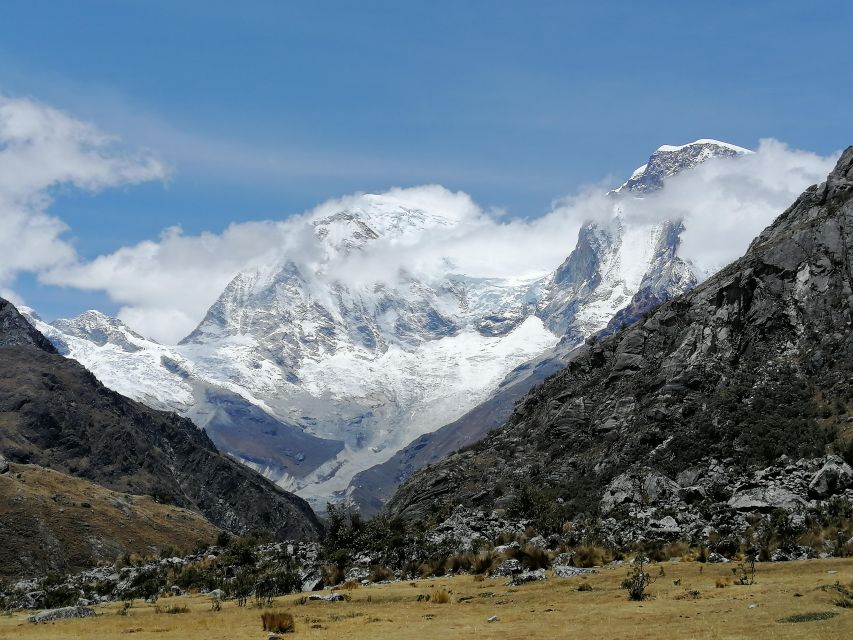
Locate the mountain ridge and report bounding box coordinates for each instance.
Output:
[0,298,323,540]
[387,146,853,528]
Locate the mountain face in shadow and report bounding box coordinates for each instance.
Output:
[389,147,853,523]
[0,298,322,540]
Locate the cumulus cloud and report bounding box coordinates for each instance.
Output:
[46,139,838,344]
[0,95,166,293]
[3,97,835,346]
[45,221,296,342]
[620,139,838,276]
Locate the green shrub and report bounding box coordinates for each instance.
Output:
[622,560,654,601]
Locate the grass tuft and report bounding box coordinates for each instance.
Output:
[261,610,295,633]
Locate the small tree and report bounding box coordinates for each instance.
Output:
[624,558,655,601]
[736,548,757,585]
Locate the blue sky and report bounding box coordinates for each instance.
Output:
[1,0,851,322]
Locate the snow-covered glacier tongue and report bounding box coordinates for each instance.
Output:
[28,139,752,510]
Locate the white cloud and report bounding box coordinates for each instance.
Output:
[619,139,838,276]
[0,95,166,294]
[1,95,835,346]
[46,140,838,344]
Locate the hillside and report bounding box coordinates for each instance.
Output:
[0,298,322,541]
[0,462,220,578]
[388,147,853,530]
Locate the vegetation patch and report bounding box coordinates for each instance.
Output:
[261,610,295,633]
[777,611,838,623]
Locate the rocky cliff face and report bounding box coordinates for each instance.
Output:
[0,299,322,540]
[388,148,853,536]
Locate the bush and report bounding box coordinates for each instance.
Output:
[444,554,472,574]
[574,545,609,568]
[472,551,497,575]
[156,605,189,614]
[506,545,550,570]
[261,611,295,633]
[322,564,346,587]
[623,560,654,601]
[42,585,79,609]
[577,582,593,592]
[368,566,394,582]
[433,589,450,604]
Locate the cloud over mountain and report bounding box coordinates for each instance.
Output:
[45,141,837,343]
[0,95,838,344]
[0,95,166,299]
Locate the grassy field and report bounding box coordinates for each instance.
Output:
[3,557,852,639]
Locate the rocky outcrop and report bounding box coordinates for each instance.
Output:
[0,299,57,352]
[388,148,853,530]
[0,299,322,541]
[28,606,96,623]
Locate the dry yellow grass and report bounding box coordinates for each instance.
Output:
[3,557,852,639]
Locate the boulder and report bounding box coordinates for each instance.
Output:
[307,593,347,602]
[679,485,706,504]
[301,573,323,592]
[526,535,547,548]
[600,470,680,513]
[552,552,575,566]
[808,457,853,498]
[650,516,681,535]
[491,559,522,577]
[507,569,545,586]
[552,565,596,578]
[728,485,806,512]
[28,606,96,623]
[493,542,520,554]
[707,552,729,564]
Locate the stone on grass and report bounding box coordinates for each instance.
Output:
[28,606,96,623]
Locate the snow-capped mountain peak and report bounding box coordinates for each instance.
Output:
[615,138,752,194]
[51,309,150,352]
[29,140,740,509]
[655,138,751,154]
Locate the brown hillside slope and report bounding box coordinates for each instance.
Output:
[0,463,219,577]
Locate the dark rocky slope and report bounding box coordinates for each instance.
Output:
[389,148,853,531]
[0,299,322,540]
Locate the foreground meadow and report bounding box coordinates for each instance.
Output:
[3,557,852,640]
